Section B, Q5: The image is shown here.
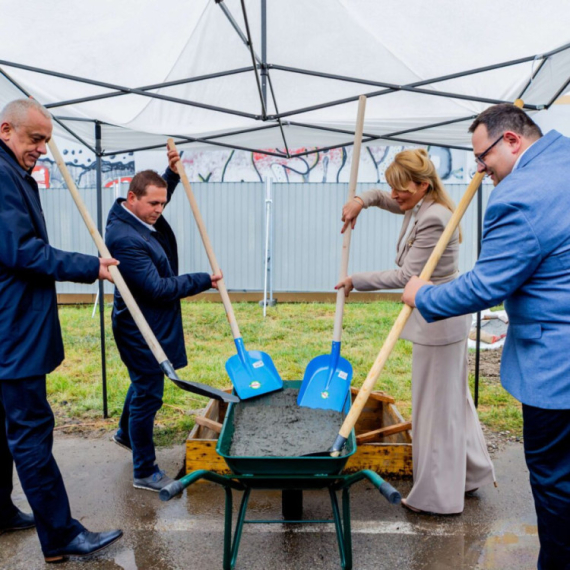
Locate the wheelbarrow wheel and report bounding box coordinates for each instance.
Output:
[282,489,303,520]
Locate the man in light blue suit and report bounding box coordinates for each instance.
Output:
[403,104,570,570]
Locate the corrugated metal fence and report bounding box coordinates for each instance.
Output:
[42,182,493,295]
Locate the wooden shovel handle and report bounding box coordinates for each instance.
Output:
[167,140,241,340]
[47,139,169,364]
[333,95,367,342]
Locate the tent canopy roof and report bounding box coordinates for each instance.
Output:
[1,0,569,156]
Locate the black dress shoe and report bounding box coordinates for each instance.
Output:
[44,529,123,563]
[0,509,35,531]
[112,432,132,452]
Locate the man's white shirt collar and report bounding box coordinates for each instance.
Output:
[121,202,156,232]
[512,140,538,171]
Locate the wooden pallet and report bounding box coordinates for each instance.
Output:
[186,387,412,477]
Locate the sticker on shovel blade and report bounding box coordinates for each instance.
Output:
[250,381,261,389]
[338,371,348,380]
[252,361,264,369]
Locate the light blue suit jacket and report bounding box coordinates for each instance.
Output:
[416,130,570,409]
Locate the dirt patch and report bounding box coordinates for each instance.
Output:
[480,423,522,456]
[469,348,524,450]
[469,346,502,381]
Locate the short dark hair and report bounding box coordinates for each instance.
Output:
[469,104,542,139]
[128,170,167,198]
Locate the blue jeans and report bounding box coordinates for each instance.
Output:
[0,377,84,554]
[523,404,570,570]
[117,370,164,479]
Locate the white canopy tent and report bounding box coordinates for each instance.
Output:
[1,0,570,157]
[2,0,570,413]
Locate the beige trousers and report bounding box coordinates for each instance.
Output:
[405,339,495,514]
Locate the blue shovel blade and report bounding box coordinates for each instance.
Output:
[225,339,283,400]
[297,347,353,411]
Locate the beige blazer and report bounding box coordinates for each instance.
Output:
[351,189,470,346]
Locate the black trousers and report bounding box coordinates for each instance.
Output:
[0,376,84,554]
[523,404,570,570]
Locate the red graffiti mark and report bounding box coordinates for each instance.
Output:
[105,177,133,188]
[32,165,50,189]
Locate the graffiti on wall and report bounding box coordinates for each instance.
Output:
[36,140,466,188]
[34,145,135,189]
[178,145,465,183]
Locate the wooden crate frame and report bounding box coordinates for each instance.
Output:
[186,387,412,477]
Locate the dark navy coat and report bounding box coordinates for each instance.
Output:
[0,141,100,380]
[105,169,211,375]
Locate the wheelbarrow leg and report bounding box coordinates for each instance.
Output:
[342,488,353,570]
[223,487,233,570]
[228,487,251,569]
[329,487,352,570]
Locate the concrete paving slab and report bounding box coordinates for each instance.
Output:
[0,436,539,570]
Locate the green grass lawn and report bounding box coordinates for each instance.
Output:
[49,301,522,444]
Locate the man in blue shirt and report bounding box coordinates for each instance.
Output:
[0,98,122,562]
[403,104,570,569]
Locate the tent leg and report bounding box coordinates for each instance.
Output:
[95,121,108,419]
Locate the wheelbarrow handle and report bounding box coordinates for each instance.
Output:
[160,470,244,501]
[335,469,401,505]
[379,481,401,505]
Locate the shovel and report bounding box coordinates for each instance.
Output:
[167,139,283,400]
[297,95,367,411]
[48,139,239,404]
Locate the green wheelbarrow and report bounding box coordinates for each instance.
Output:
[160,381,401,570]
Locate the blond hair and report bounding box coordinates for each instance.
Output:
[385,148,462,242]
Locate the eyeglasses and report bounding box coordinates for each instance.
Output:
[474,133,504,170]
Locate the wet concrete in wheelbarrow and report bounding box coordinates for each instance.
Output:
[1,436,539,569]
[229,389,347,457]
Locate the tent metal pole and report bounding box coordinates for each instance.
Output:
[474,182,483,408]
[261,0,267,105]
[0,59,260,119]
[52,116,98,123]
[262,177,270,317]
[269,52,557,95]
[102,136,287,158]
[239,0,267,118]
[289,135,472,158]
[288,114,477,140]
[217,2,262,64]
[266,77,542,120]
[547,76,570,108]
[266,73,291,157]
[517,57,549,101]
[0,66,97,152]
[269,178,275,304]
[98,124,282,156]
[44,67,255,109]
[95,121,108,419]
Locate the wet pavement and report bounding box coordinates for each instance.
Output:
[0,437,539,570]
